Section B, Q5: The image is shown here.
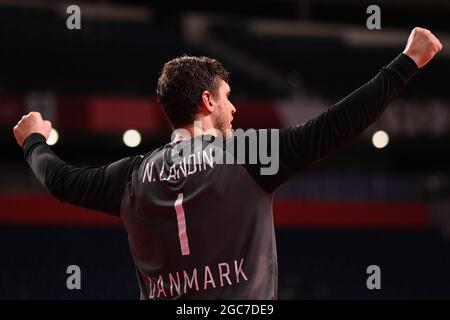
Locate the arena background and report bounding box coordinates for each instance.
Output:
[1,0,450,299]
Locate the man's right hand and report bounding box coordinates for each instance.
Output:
[13,112,52,147]
[403,27,443,69]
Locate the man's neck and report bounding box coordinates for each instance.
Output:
[172,120,219,143]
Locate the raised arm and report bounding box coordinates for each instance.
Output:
[14,113,143,216]
[247,27,442,192]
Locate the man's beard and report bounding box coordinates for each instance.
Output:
[213,108,229,137]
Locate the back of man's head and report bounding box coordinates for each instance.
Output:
[157,55,229,128]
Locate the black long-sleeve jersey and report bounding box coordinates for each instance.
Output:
[22,54,418,299]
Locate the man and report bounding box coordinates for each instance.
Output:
[14,28,442,299]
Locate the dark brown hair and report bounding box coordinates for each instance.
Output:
[157,55,229,128]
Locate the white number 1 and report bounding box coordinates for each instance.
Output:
[174,193,190,256]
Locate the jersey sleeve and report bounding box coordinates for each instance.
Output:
[243,53,418,192]
[22,133,144,216]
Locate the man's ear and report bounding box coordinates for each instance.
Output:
[201,90,215,113]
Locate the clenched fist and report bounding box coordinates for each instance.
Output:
[403,27,443,68]
[13,112,52,147]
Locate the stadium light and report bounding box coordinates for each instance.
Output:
[47,128,59,146]
[372,130,389,149]
[123,129,141,148]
